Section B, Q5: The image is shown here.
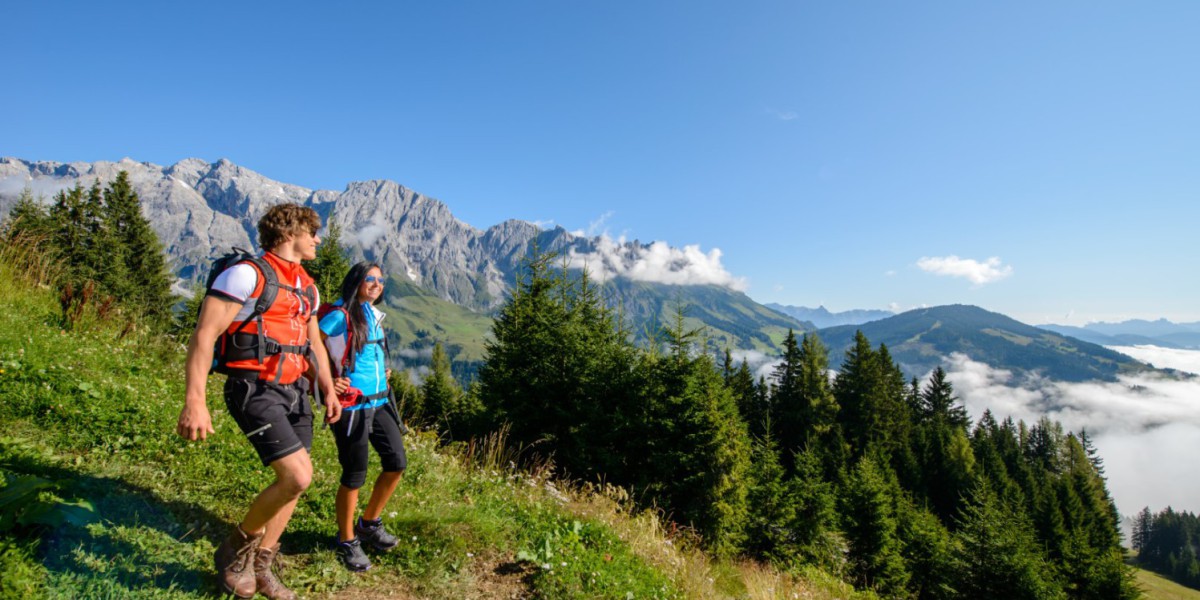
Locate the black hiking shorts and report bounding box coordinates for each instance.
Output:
[224,375,314,466]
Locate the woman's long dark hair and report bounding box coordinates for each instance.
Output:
[339,261,384,368]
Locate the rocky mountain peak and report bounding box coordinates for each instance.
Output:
[0,157,754,312]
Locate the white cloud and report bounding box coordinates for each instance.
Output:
[730,349,778,381]
[354,224,386,246]
[916,255,1012,285]
[1107,345,1200,375]
[944,350,1200,514]
[530,219,555,229]
[765,108,799,121]
[396,347,435,361]
[587,211,614,237]
[565,235,748,291]
[0,175,75,201]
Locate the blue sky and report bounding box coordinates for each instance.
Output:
[6,1,1199,324]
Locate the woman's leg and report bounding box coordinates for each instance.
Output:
[332,410,371,541]
[363,406,408,521]
[336,484,359,542]
[362,471,403,521]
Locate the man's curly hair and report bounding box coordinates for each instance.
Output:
[257,203,320,251]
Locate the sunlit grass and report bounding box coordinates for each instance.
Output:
[0,249,858,599]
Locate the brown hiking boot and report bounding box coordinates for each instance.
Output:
[214,525,263,598]
[254,542,297,600]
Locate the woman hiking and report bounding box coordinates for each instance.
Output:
[319,261,407,571]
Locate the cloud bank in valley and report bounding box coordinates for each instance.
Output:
[565,235,748,291]
[745,345,1200,515]
[917,255,1012,285]
[1108,345,1200,374]
[944,350,1200,515]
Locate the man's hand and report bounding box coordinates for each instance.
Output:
[324,394,343,424]
[177,403,215,441]
[180,295,241,441]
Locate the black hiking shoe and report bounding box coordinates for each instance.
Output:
[334,537,371,572]
[355,517,399,552]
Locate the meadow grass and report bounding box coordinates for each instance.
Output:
[1135,567,1200,600]
[0,249,861,600]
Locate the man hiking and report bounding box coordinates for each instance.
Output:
[176,203,342,600]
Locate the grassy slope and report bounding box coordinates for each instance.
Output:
[1136,567,1200,600]
[383,280,495,362]
[0,259,863,599]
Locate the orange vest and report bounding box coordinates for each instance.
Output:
[219,252,318,384]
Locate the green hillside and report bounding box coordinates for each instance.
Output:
[382,278,495,363]
[817,304,1148,382]
[0,254,857,599]
[602,279,812,353]
[378,276,812,378]
[1136,567,1200,600]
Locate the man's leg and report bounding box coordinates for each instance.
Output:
[245,450,311,600]
[242,449,313,545]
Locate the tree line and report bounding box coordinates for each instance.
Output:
[1132,506,1200,590]
[409,252,1137,600]
[2,173,175,331]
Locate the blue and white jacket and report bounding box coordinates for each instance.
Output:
[319,299,389,412]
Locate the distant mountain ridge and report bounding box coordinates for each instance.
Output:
[766,303,892,329]
[816,304,1148,383]
[0,157,806,356]
[1039,319,1200,350]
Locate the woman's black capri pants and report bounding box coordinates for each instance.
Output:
[331,403,407,489]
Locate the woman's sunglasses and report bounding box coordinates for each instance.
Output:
[364,275,385,285]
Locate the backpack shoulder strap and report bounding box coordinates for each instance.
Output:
[242,255,279,318]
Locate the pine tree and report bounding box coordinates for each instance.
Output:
[842,457,910,596]
[628,309,750,554]
[913,368,976,522]
[727,358,761,437]
[1,189,51,240]
[389,368,424,423]
[953,481,1065,600]
[744,431,795,561]
[834,331,879,457]
[895,496,958,600]
[422,341,475,437]
[834,333,914,475]
[770,329,805,454]
[304,217,352,302]
[1132,507,1152,555]
[787,446,838,567]
[49,183,121,290]
[104,171,174,326]
[477,251,637,479]
[919,366,969,428]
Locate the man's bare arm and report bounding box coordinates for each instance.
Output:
[309,317,342,424]
[176,296,242,441]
